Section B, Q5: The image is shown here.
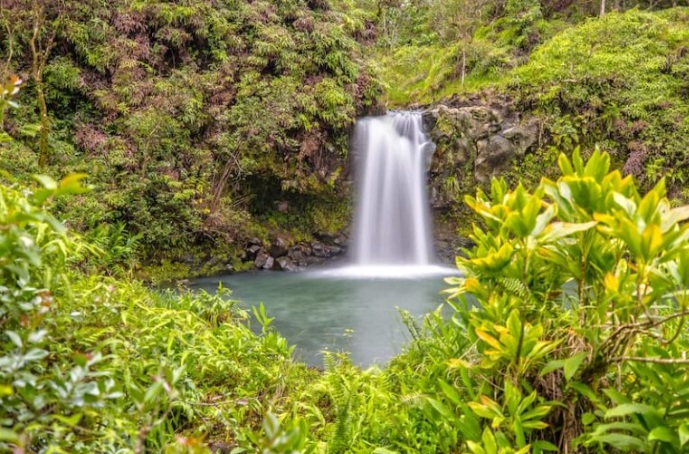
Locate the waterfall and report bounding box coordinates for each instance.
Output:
[352,112,436,266]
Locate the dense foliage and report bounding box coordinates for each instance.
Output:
[3,139,689,452]
[3,0,689,452]
[512,9,689,195]
[376,4,689,238]
[0,0,381,272]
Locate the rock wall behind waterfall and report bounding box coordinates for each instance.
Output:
[421,96,539,213]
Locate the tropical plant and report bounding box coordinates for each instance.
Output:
[444,148,689,452]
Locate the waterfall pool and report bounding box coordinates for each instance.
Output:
[191,112,458,367]
[190,265,458,367]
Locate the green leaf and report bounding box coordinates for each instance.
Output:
[57,173,89,195]
[481,428,498,454]
[679,424,689,447]
[582,412,596,425]
[592,434,646,450]
[438,380,462,406]
[605,403,660,418]
[568,382,598,401]
[539,221,597,243]
[428,398,455,420]
[33,174,58,190]
[532,440,559,452]
[0,428,18,442]
[54,413,84,427]
[563,352,587,381]
[6,331,22,348]
[143,380,164,405]
[648,426,676,443]
[540,359,565,376]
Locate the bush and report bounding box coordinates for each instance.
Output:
[442,149,689,452]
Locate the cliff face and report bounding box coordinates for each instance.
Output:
[423,102,539,209]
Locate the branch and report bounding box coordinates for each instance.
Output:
[612,356,689,364]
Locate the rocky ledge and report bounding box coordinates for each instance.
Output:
[243,236,347,272]
[421,96,539,210]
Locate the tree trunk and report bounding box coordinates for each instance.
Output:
[30,5,51,167]
[599,0,605,17]
[460,45,466,86]
[31,55,50,168]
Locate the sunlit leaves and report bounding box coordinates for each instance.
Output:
[449,148,689,453]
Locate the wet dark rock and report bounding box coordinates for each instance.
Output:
[288,246,307,266]
[422,100,539,208]
[246,244,261,260]
[244,237,346,271]
[276,256,299,271]
[254,250,270,269]
[311,242,331,258]
[434,222,476,264]
[475,134,514,182]
[269,237,290,258]
[208,441,235,453]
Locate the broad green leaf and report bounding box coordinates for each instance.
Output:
[372,448,399,454]
[663,205,689,231]
[32,174,57,190]
[679,424,689,447]
[605,403,661,418]
[540,359,566,376]
[438,380,462,406]
[6,330,22,348]
[466,440,486,454]
[592,434,646,451]
[58,173,90,195]
[427,398,455,420]
[539,221,597,243]
[558,153,574,176]
[648,426,676,443]
[481,428,498,454]
[54,413,84,427]
[563,352,587,381]
[532,440,559,452]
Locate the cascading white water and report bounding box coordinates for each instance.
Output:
[314,111,458,278]
[352,112,436,266]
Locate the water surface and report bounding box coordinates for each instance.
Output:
[191,267,454,366]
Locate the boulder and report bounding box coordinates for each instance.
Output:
[246,244,261,261]
[423,100,539,206]
[311,242,331,258]
[475,135,514,183]
[269,237,290,258]
[276,256,299,271]
[288,246,307,265]
[503,123,538,156]
[263,256,275,270]
[254,250,270,269]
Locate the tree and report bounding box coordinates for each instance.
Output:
[434,0,491,86]
[0,0,65,167]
